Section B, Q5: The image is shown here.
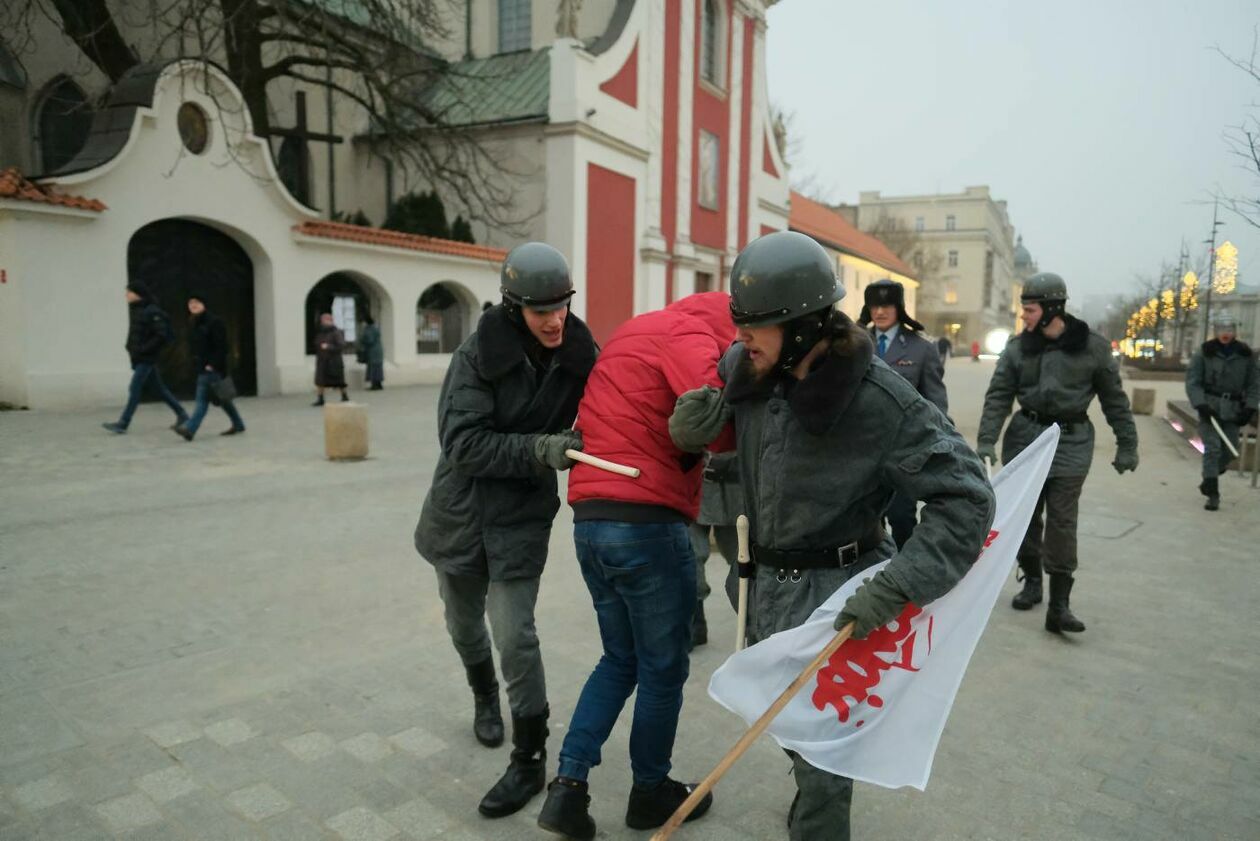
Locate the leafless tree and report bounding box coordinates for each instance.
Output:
[1215,28,1260,230]
[862,212,944,294]
[2,0,534,232]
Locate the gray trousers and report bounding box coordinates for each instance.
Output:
[790,752,853,841]
[1017,474,1088,575]
[688,523,740,610]
[435,570,547,718]
[1199,419,1240,479]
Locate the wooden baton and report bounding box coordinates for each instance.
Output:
[565,449,641,478]
[734,514,750,652]
[650,622,857,840]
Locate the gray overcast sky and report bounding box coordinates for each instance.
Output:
[765,0,1260,303]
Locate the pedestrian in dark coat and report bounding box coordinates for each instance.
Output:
[174,295,246,441]
[102,281,189,434]
[414,243,597,822]
[312,313,348,406]
[859,278,949,549]
[1186,317,1259,510]
[359,317,385,390]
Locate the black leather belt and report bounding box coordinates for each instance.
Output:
[1020,407,1088,431]
[752,525,886,578]
[1205,389,1243,402]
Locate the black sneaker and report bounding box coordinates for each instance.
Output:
[174,423,194,442]
[101,422,126,434]
[625,777,712,830]
[220,427,245,436]
[538,777,595,840]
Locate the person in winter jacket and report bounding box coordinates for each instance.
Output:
[102,281,189,434]
[1186,316,1260,510]
[415,243,597,822]
[174,295,246,441]
[359,316,385,390]
[536,291,734,841]
[312,313,349,405]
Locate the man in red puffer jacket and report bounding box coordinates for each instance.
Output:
[536,292,734,840]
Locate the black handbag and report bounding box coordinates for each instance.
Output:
[211,375,237,404]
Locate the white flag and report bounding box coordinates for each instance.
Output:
[708,426,1059,791]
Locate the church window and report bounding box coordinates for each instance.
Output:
[701,0,723,87]
[34,76,92,173]
[698,130,720,209]
[695,271,714,293]
[278,136,313,207]
[948,250,958,268]
[499,0,532,53]
[177,102,210,155]
[945,214,956,231]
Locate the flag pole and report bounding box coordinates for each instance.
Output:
[734,515,751,652]
[650,622,857,841]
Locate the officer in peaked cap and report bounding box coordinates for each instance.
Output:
[859,279,948,548]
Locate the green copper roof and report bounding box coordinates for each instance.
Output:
[419,48,550,128]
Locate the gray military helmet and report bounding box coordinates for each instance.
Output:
[729,231,844,326]
[1020,272,1068,303]
[500,242,574,312]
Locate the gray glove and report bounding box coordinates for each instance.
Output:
[976,441,997,465]
[669,385,732,453]
[534,429,583,471]
[1112,447,1139,475]
[834,570,910,639]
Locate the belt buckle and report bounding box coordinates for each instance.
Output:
[835,541,858,568]
[1222,392,1234,401]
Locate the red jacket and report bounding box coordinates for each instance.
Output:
[569,292,736,519]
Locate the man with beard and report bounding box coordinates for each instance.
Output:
[977,273,1138,632]
[669,232,994,841]
[1186,316,1259,510]
[414,242,597,820]
[857,278,948,548]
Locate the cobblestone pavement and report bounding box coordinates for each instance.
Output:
[1,361,1257,840]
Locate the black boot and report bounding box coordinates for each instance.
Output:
[478,710,547,818]
[1045,574,1086,634]
[690,600,708,650]
[538,777,596,840]
[1011,557,1042,610]
[1200,478,1220,511]
[625,778,713,830]
[464,659,503,748]
[311,395,325,407]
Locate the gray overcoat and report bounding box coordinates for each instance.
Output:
[1185,339,1259,425]
[870,327,948,413]
[414,306,597,580]
[720,317,995,643]
[978,316,1137,478]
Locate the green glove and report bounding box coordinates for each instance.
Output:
[976,441,998,465]
[1112,447,1139,475]
[534,429,583,471]
[834,571,910,639]
[669,385,732,453]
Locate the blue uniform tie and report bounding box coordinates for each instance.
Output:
[878,334,888,358]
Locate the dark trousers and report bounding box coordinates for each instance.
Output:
[886,492,918,549]
[118,363,187,428]
[1199,418,1240,479]
[689,523,740,610]
[185,372,245,436]
[1017,474,1087,575]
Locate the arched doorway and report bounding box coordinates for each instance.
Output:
[127,219,257,399]
[417,283,470,353]
[305,273,379,354]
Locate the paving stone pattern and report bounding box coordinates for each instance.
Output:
[0,367,1257,839]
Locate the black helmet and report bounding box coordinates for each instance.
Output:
[500,242,574,312]
[858,278,925,332]
[729,231,844,327]
[1020,272,1068,329]
[730,232,844,374]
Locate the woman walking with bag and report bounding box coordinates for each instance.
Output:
[175,294,246,441]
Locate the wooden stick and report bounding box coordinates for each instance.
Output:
[650,622,857,840]
[1210,415,1240,459]
[565,449,641,478]
[734,515,750,653]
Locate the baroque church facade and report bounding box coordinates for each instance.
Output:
[0,1,788,409]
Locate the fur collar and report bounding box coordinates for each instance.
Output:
[476,304,598,381]
[725,313,874,436]
[1203,338,1253,359]
[1018,314,1090,355]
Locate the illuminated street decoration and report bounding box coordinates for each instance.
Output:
[1213,241,1237,295]
[1180,271,1198,310]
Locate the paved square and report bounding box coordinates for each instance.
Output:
[1,369,1258,840]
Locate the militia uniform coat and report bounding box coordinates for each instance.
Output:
[414,306,596,581]
[1186,339,1259,426]
[979,316,1137,478]
[870,327,949,413]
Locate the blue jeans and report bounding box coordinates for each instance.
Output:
[185,372,245,436]
[557,520,696,787]
[118,363,187,428]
